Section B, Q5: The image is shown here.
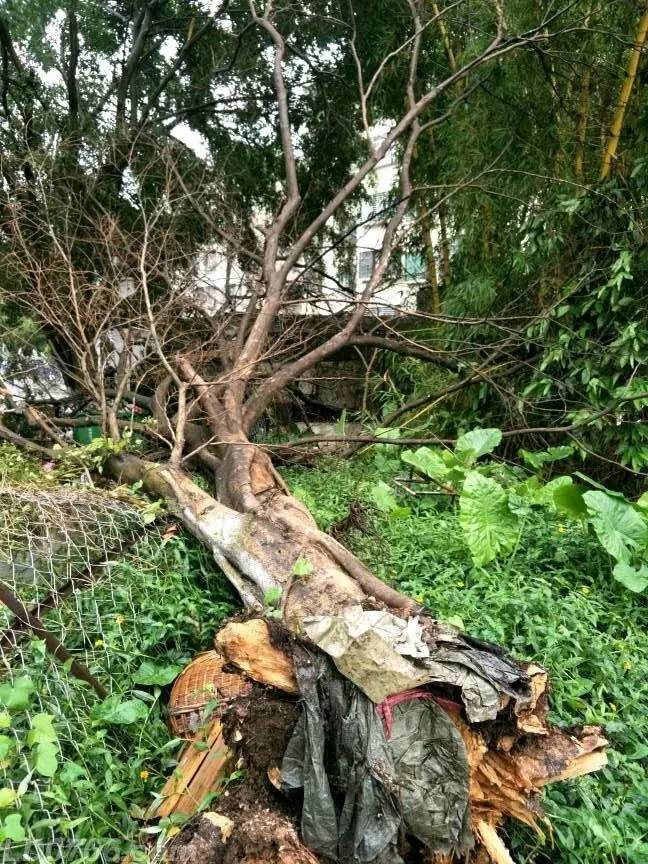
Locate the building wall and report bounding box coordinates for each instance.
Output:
[195,135,435,317]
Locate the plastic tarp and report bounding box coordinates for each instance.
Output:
[304,606,531,723]
[281,646,473,863]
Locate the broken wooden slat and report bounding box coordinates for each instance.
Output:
[172,726,232,815]
[146,719,225,820]
[475,820,516,864]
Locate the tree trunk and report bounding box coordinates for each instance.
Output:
[107,449,417,630]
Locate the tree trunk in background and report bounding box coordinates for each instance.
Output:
[600,2,648,180]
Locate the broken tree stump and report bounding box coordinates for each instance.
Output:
[150,618,607,864]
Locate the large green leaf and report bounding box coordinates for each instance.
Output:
[0,677,35,712]
[34,742,59,778]
[519,445,574,470]
[459,471,519,565]
[0,813,25,842]
[401,447,449,480]
[367,480,399,512]
[455,428,502,465]
[612,562,648,593]
[583,491,648,562]
[554,483,587,518]
[517,475,573,507]
[27,713,57,747]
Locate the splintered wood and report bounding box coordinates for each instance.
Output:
[215,618,298,693]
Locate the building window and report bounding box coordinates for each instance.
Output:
[402,251,425,281]
[357,249,377,281]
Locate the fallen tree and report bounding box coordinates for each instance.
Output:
[0,2,609,860]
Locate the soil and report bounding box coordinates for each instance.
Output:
[164,688,306,863]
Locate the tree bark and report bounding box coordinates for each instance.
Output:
[106,450,418,630]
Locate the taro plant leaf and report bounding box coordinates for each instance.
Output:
[401,447,449,481]
[367,480,399,513]
[518,475,573,507]
[92,696,149,726]
[0,677,35,712]
[455,428,502,465]
[583,491,648,562]
[554,483,588,519]
[459,471,519,565]
[133,661,183,687]
[612,562,648,593]
[519,445,573,470]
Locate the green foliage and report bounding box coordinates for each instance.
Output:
[459,471,519,565]
[0,531,235,857]
[282,454,648,864]
[397,427,648,589]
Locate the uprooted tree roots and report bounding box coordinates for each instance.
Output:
[157,619,607,864]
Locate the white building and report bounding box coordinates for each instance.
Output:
[195,132,430,318]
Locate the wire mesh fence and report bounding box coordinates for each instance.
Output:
[0,485,152,863]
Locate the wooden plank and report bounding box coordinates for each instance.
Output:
[172,727,233,815]
[146,720,223,819]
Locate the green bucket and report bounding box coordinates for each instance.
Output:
[72,424,102,445]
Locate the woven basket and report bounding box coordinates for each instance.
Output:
[167,650,251,737]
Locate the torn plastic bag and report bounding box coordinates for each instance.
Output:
[304,606,532,723]
[385,691,472,855]
[281,646,472,863]
[282,646,402,862]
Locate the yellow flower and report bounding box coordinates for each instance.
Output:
[623,660,632,671]
[579,586,590,595]
[139,770,150,781]
[115,615,125,626]
[94,639,105,648]
[556,523,565,534]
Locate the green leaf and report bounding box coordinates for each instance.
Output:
[92,696,149,726]
[367,480,398,513]
[0,788,17,809]
[1,813,25,842]
[519,445,573,470]
[583,491,648,562]
[554,483,588,519]
[263,587,282,608]
[459,471,519,565]
[401,447,449,480]
[455,428,502,465]
[612,562,648,593]
[27,713,57,746]
[34,741,59,778]
[0,677,35,711]
[636,491,648,510]
[133,662,183,687]
[0,714,10,730]
[518,475,573,507]
[0,736,12,762]
[292,557,313,577]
